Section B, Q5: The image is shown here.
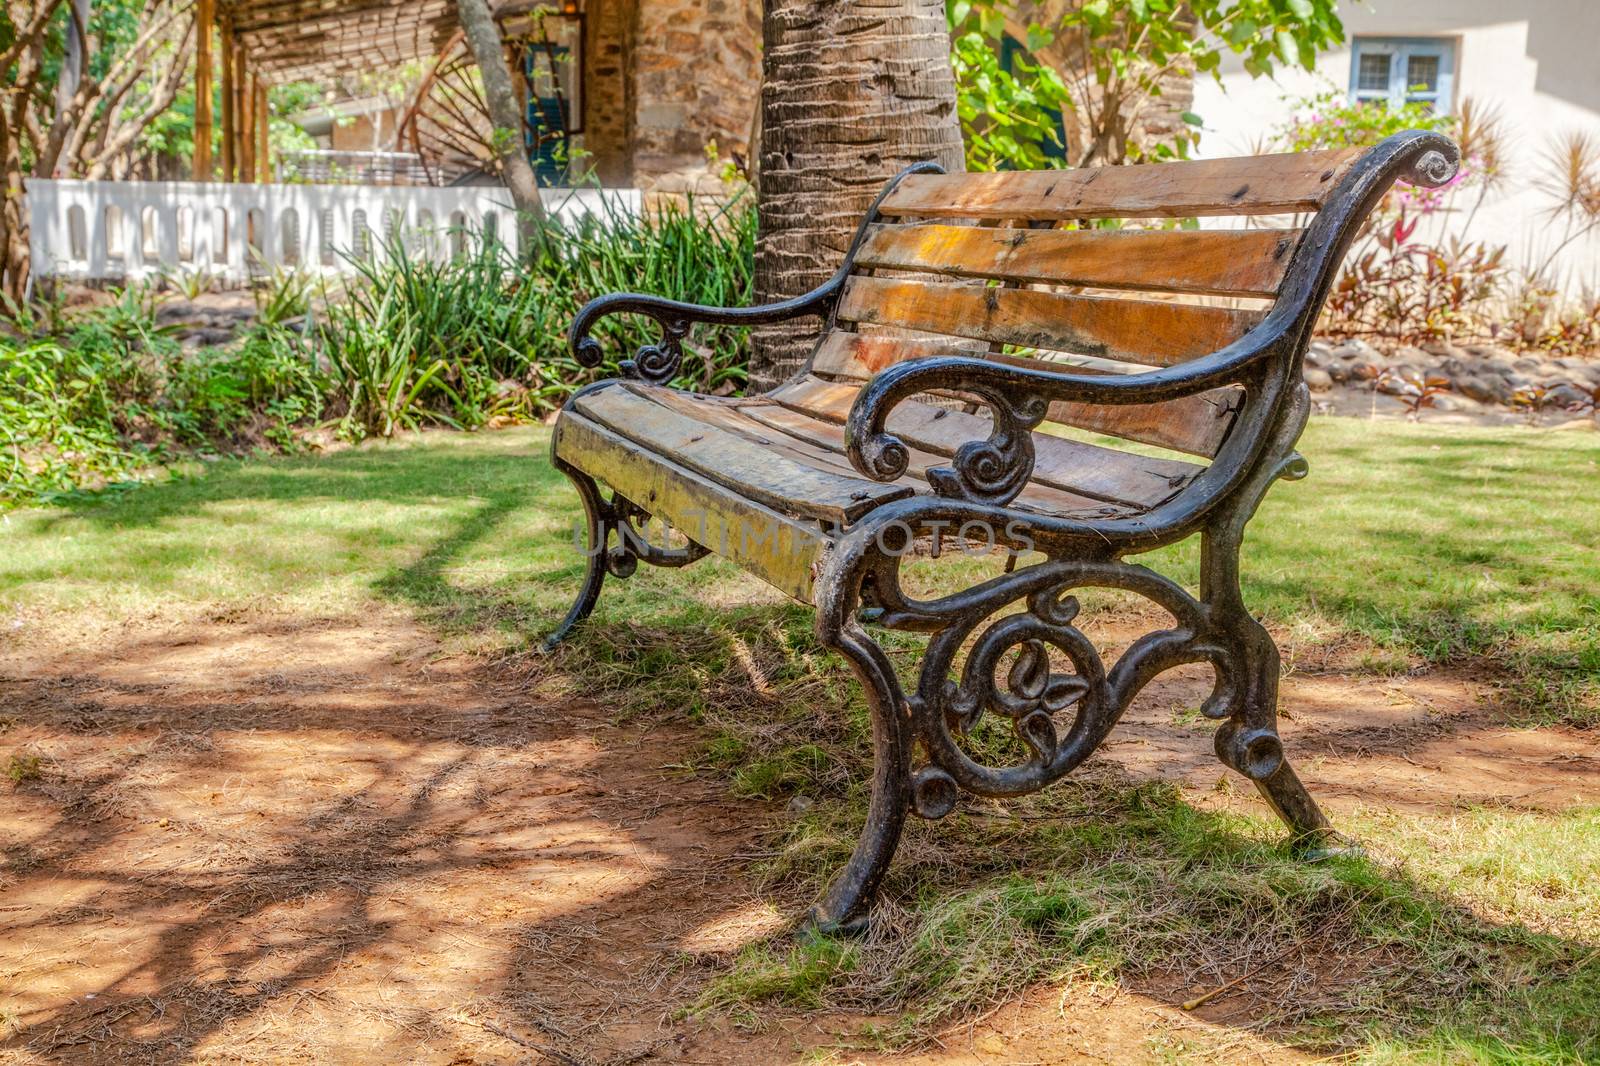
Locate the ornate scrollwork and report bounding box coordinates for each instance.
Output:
[607,492,709,576]
[621,318,689,385]
[572,317,689,386]
[929,387,1051,506]
[1406,147,1460,188]
[871,556,1247,812]
[852,376,1051,507]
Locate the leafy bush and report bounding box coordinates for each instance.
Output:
[318,195,755,440]
[1,196,756,505]
[948,0,1347,171]
[0,294,326,506]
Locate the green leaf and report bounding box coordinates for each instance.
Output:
[1276,29,1298,64]
[1287,0,1314,17]
[1180,110,1204,126]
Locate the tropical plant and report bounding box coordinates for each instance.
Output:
[317,197,757,439]
[949,0,1348,172]
[1324,210,1507,344]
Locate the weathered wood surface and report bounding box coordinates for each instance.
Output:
[836,276,1265,367]
[573,385,912,524]
[808,331,1240,456]
[877,147,1363,220]
[596,382,1128,516]
[854,224,1300,298]
[552,413,827,603]
[766,376,1202,508]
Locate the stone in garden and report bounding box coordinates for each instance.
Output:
[1303,367,1334,392]
[1306,341,1333,368]
[1456,375,1512,405]
[1544,383,1591,409]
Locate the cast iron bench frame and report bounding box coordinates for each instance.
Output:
[544,130,1459,931]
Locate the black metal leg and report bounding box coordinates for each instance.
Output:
[1214,616,1338,849]
[543,458,611,652]
[807,624,913,935]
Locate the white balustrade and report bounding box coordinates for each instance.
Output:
[24,180,642,284]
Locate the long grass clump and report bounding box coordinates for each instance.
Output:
[0,196,756,506]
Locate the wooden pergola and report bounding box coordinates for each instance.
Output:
[192,0,460,181]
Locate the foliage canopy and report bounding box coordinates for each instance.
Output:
[948,0,1349,171]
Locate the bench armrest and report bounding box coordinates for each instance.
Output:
[845,333,1285,506]
[568,276,843,387]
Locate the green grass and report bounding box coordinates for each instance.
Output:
[2,416,1598,1060]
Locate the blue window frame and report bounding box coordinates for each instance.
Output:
[1349,37,1456,114]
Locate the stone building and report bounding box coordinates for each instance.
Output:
[580,0,761,192]
[270,0,761,197]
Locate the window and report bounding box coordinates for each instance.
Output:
[1350,37,1456,113]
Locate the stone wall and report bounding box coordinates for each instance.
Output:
[629,0,761,188]
[581,0,636,185]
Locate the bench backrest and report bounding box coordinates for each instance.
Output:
[780,147,1366,463]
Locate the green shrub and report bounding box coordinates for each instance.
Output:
[0,291,324,506]
[318,195,755,440]
[1,195,756,505]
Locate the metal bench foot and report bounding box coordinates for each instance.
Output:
[807,623,914,935]
[542,458,612,652]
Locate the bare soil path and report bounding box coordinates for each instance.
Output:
[3,611,1595,1064]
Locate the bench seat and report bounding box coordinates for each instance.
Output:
[561,379,1203,530]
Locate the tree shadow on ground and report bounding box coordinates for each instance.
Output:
[2,430,1596,1061]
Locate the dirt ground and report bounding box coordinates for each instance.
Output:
[2,610,1596,1065]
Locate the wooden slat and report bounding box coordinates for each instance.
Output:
[639,385,1123,516]
[553,415,825,604]
[766,376,1202,508]
[837,275,1264,367]
[855,224,1300,298]
[878,148,1362,220]
[573,385,912,524]
[809,331,1238,457]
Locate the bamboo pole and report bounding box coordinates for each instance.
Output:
[219,15,235,181]
[254,81,270,182]
[240,66,256,184]
[193,0,214,179]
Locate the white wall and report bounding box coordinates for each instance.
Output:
[1192,1,1600,290]
[26,181,642,285]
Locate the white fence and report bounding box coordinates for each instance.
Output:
[25,180,643,285]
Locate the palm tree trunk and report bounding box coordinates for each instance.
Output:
[455,0,547,257]
[750,0,964,391]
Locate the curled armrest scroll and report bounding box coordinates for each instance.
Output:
[568,278,846,387]
[845,340,1284,506]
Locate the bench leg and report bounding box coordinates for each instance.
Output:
[543,457,612,651]
[1214,615,1338,850]
[807,623,913,935]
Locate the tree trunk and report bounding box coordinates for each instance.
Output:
[750,0,964,391]
[455,0,547,257]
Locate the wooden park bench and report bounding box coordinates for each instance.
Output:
[545,130,1460,932]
